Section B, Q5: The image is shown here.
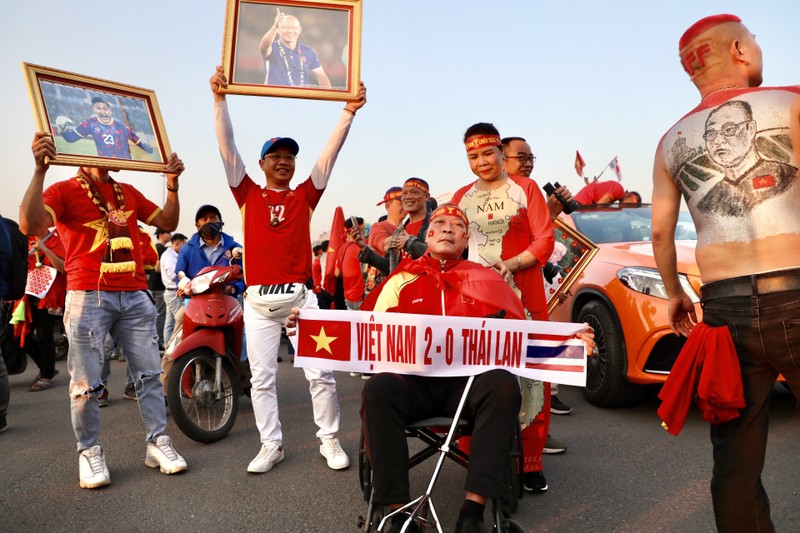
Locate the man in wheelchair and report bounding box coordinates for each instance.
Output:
[356,204,592,532]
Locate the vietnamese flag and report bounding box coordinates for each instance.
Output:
[297,317,352,361]
[574,150,586,178]
[323,206,345,295]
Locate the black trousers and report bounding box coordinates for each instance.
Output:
[26,302,59,380]
[361,370,520,505]
[701,270,800,533]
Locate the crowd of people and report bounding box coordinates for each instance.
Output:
[1,12,798,533]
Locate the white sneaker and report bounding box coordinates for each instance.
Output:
[145,435,188,474]
[247,443,284,473]
[320,437,350,470]
[79,445,110,489]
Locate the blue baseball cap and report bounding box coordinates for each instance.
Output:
[260,137,299,159]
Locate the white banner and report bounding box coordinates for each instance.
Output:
[293,309,587,387]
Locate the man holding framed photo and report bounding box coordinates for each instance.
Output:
[259,8,332,89]
[20,132,188,489]
[209,66,365,474]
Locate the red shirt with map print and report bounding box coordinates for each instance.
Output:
[451,174,554,320]
[43,176,160,291]
[230,174,323,285]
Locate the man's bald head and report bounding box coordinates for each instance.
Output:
[678,14,760,86]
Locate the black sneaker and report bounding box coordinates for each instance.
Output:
[0,415,8,434]
[550,395,573,415]
[523,470,548,493]
[543,433,567,454]
[387,514,421,533]
[123,383,137,401]
[454,513,489,533]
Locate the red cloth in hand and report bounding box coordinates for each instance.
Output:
[657,322,745,436]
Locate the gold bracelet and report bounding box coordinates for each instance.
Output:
[516,255,522,272]
[166,185,179,192]
[343,108,356,116]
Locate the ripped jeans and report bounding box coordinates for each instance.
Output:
[64,290,166,452]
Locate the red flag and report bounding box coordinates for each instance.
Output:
[574,151,586,178]
[297,317,352,361]
[323,206,345,295]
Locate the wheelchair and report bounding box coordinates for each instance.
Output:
[356,376,526,532]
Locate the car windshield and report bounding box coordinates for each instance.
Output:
[570,205,696,244]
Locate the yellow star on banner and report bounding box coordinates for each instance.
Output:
[310,327,338,354]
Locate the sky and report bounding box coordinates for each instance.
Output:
[1,1,797,244]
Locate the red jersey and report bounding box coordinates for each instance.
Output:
[43,176,160,291]
[312,256,323,293]
[367,219,398,257]
[451,174,553,320]
[336,241,365,302]
[230,174,323,285]
[27,231,67,309]
[574,181,624,204]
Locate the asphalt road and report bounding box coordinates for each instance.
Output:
[2,342,798,533]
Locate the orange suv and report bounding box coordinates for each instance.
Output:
[549,204,702,407]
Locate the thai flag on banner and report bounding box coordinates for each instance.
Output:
[525,333,586,373]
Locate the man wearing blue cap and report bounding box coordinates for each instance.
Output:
[209,66,366,474]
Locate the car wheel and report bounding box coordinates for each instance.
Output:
[578,300,643,407]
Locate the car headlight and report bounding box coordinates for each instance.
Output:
[616,267,700,303]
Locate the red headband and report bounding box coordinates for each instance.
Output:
[403,179,429,194]
[430,204,469,227]
[465,135,501,153]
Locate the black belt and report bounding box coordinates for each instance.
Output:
[701,268,800,300]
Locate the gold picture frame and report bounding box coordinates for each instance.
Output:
[22,62,171,173]
[545,218,599,314]
[221,0,362,101]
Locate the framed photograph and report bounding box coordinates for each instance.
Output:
[22,62,171,173]
[544,219,599,314]
[221,0,362,101]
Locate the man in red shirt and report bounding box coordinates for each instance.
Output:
[21,132,188,489]
[335,216,366,309]
[368,186,404,256]
[574,180,641,205]
[210,66,366,474]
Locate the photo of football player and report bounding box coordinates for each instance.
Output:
[54,96,155,160]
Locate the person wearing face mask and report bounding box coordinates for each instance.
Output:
[175,205,244,296]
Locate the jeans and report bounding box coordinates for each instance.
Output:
[162,289,182,346]
[152,289,165,346]
[700,272,800,533]
[64,290,167,452]
[244,288,340,445]
[0,300,9,419]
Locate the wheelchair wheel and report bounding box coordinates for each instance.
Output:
[492,500,526,533]
[358,429,373,502]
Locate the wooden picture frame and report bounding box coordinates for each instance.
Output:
[22,62,171,173]
[545,219,599,314]
[221,0,362,101]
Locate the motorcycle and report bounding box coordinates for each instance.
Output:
[166,261,248,443]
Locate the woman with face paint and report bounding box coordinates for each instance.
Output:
[174,204,244,296]
[451,123,556,497]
